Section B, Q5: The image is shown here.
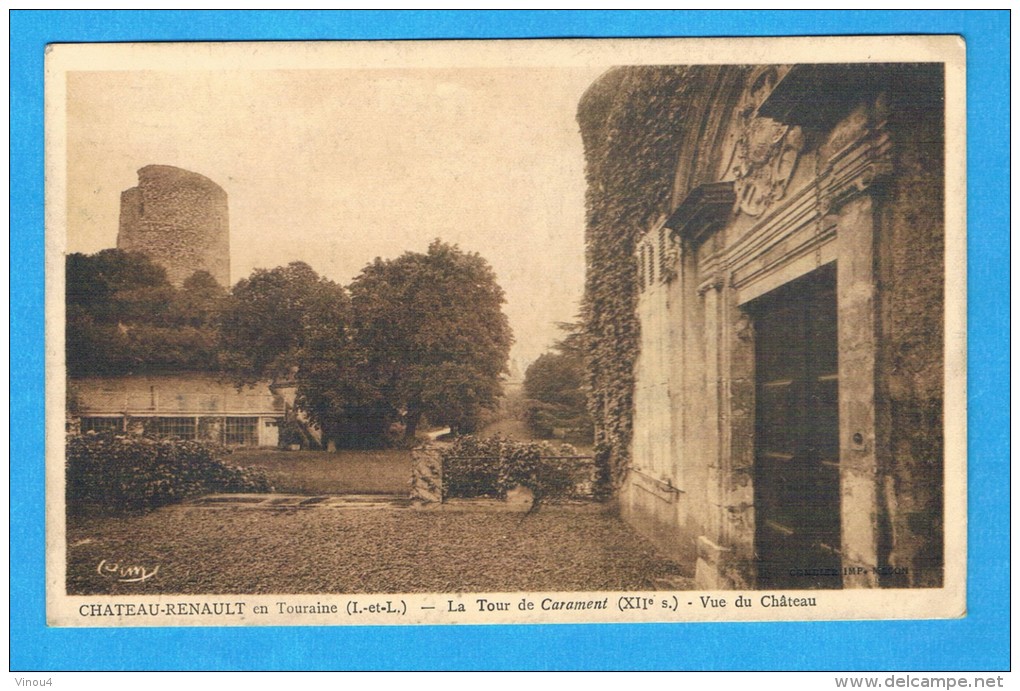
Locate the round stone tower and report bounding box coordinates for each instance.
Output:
[117,165,230,287]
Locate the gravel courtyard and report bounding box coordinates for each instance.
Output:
[66,501,685,595]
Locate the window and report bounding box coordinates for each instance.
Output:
[658,226,668,276]
[647,240,656,283]
[224,417,258,446]
[638,245,646,288]
[81,417,123,434]
[154,417,197,440]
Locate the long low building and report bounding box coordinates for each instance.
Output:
[69,372,287,448]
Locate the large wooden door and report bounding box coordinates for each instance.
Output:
[752,263,842,589]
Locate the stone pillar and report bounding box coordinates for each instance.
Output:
[694,280,732,589]
[410,444,443,503]
[667,239,686,482]
[702,281,722,542]
[834,194,881,588]
[813,97,893,588]
[722,290,757,587]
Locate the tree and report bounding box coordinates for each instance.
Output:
[66,248,172,321]
[290,280,377,447]
[523,321,593,443]
[348,239,513,440]
[217,262,358,446]
[218,262,344,383]
[167,270,228,328]
[65,249,223,375]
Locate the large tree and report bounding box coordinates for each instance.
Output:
[218,261,344,383]
[217,261,359,445]
[348,239,513,440]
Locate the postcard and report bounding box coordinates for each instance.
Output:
[46,35,966,627]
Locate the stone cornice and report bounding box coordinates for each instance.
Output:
[666,181,736,247]
[757,64,889,129]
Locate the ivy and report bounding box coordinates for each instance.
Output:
[578,66,718,493]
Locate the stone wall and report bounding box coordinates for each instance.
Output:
[874,66,946,587]
[73,372,285,415]
[117,165,230,288]
[72,372,286,448]
[577,66,717,492]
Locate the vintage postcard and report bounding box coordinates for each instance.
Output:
[46,36,966,627]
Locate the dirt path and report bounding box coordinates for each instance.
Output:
[479,417,593,455]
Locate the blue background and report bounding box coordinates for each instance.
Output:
[10,10,1009,671]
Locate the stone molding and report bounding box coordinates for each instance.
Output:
[819,112,893,215]
[678,101,891,305]
[666,181,736,247]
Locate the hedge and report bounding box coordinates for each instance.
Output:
[439,435,595,502]
[66,432,272,515]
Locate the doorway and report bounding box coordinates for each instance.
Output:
[751,262,842,589]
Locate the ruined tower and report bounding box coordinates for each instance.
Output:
[117,165,230,287]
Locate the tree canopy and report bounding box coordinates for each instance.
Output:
[217,262,345,383]
[216,262,364,446]
[349,239,513,439]
[67,241,514,448]
[65,249,225,375]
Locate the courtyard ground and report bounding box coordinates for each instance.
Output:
[66,501,685,595]
[67,439,675,596]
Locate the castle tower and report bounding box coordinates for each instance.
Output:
[117,165,230,287]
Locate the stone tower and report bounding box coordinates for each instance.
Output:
[117,165,230,287]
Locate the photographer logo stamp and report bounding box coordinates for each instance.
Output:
[96,559,159,584]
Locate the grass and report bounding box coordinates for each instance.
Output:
[65,423,678,595]
[66,503,683,595]
[228,448,411,495]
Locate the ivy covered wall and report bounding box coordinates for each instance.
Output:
[577,65,741,492]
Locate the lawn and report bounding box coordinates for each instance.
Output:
[228,448,411,495]
[66,503,684,595]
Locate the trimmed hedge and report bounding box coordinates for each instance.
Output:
[439,435,595,502]
[66,432,272,515]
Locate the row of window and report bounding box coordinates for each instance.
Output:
[79,416,261,446]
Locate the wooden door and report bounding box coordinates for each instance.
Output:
[752,263,842,589]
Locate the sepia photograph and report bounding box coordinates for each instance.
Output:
[44,36,967,628]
